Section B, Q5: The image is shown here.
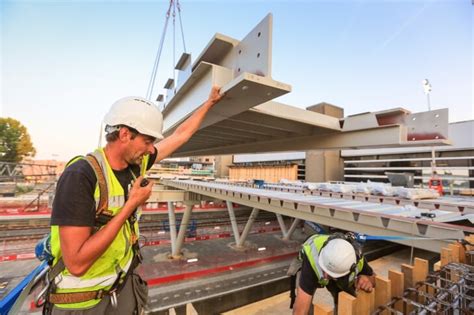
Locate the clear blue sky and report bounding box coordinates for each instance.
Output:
[1,0,473,161]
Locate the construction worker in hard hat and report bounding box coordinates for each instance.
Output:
[291,233,375,315]
[45,87,222,315]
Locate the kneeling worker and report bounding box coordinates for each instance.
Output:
[292,233,375,315]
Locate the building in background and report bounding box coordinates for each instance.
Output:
[228,120,473,195]
[342,120,473,195]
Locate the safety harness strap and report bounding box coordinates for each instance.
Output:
[49,290,106,304]
[289,274,297,309]
[84,154,109,218]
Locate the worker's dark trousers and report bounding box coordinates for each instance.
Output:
[50,273,146,315]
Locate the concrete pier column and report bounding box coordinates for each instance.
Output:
[276,214,288,238]
[283,218,301,241]
[173,203,193,257]
[237,208,260,247]
[167,201,178,255]
[226,201,241,244]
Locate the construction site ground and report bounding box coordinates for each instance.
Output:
[0,221,438,314]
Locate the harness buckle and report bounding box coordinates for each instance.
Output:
[130,233,138,244]
[34,270,51,307]
[95,289,104,300]
[108,269,123,308]
[110,290,118,308]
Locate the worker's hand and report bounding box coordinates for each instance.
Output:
[356,275,374,292]
[207,86,223,106]
[127,176,153,209]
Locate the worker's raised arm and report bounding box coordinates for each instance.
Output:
[156,86,223,161]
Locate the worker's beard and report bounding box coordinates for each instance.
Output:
[127,153,144,166]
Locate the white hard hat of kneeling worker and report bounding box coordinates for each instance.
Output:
[318,238,357,278]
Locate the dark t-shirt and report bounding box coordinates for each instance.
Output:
[299,253,374,295]
[51,148,157,227]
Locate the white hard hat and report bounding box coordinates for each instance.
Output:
[103,96,164,141]
[318,238,357,278]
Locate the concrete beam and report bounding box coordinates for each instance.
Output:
[172,125,450,157]
[162,14,291,137]
[163,180,471,253]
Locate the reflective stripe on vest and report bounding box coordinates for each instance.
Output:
[50,148,146,309]
[54,258,132,289]
[302,235,329,286]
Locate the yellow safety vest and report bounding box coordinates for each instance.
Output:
[301,235,364,287]
[50,148,149,309]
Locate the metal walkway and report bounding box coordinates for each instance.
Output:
[163,179,474,253]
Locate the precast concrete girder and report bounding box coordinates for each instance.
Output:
[263,183,474,213]
[149,190,187,202]
[198,127,267,141]
[171,105,450,157]
[188,135,230,145]
[196,129,260,142]
[154,12,448,157]
[161,14,291,137]
[212,120,293,138]
[252,101,341,131]
[149,187,215,203]
[172,125,449,157]
[227,110,315,135]
[341,108,449,142]
[163,180,472,253]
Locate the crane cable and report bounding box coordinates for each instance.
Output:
[146,0,187,101]
[172,1,176,91]
[177,0,187,53]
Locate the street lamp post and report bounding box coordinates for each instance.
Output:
[422,79,436,177]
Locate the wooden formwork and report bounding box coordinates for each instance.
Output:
[228,164,298,183]
[312,236,474,314]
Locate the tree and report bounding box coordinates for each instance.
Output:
[0,118,36,162]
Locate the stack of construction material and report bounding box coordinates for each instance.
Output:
[277,180,440,200]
